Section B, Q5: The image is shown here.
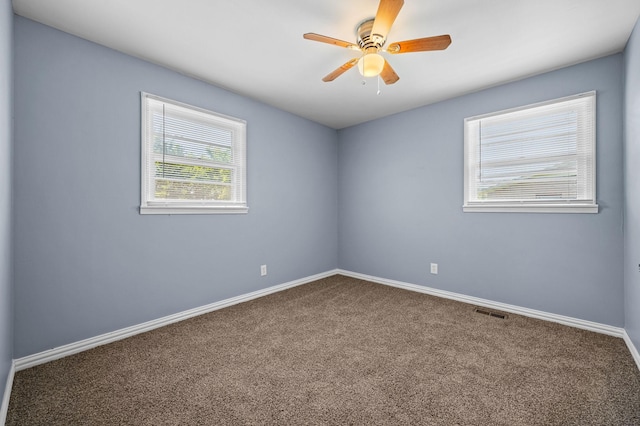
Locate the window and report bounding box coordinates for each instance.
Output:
[140,93,247,214]
[463,91,597,213]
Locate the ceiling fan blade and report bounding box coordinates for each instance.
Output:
[387,35,452,54]
[380,60,399,85]
[371,0,404,39]
[303,33,359,50]
[322,58,359,82]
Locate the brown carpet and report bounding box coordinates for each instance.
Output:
[7,275,640,425]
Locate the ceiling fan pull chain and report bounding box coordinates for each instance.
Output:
[361,53,367,86]
[377,75,381,95]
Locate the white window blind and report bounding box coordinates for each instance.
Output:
[140,93,247,214]
[463,91,597,213]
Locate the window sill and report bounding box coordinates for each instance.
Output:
[140,205,249,215]
[463,203,598,214]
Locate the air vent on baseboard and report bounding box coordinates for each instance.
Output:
[474,307,508,319]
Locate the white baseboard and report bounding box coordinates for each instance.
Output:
[0,360,15,426]
[622,330,640,371]
[15,270,339,372]
[11,268,637,374]
[337,269,626,338]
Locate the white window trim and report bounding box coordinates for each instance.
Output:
[463,92,598,214]
[140,93,248,215]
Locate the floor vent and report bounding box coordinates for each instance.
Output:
[474,307,507,319]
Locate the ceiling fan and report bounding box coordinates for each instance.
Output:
[303,0,451,85]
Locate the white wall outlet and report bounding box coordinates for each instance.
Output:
[260,265,267,276]
[430,263,438,275]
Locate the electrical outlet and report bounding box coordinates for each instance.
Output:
[260,265,267,276]
[430,263,438,275]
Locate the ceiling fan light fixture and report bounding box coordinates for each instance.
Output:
[303,0,450,85]
[358,53,385,77]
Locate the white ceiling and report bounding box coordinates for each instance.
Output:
[12,0,640,129]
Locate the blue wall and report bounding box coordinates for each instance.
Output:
[338,55,625,326]
[624,18,640,353]
[0,0,13,407]
[12,17,339,358]
[10,12,638,361]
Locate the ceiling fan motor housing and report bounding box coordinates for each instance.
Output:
[357,19,385,53]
